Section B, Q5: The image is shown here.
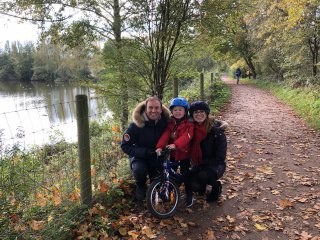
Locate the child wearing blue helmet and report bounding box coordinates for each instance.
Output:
[156,97,195,207]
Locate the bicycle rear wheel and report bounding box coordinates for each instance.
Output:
[146,178,180,219]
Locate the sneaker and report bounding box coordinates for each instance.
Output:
[206,181,222,203]
[135,186,146,201]
[186,195,195,207]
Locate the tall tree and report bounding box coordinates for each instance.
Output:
[247,0,320,85]
[198,0,258,78]
[130,0,194,99]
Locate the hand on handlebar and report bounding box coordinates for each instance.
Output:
[166,144,176,150]
[156,148,162,157]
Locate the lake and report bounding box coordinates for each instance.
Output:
[0,81,110,149]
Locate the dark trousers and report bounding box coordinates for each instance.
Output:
[190,164,225,192]
[171,159,192,195]
[131,159,159,189]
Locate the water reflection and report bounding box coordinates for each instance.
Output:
[0,81,110,148]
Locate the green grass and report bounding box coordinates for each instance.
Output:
[244,78,320,132]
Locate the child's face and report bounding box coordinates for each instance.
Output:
[172,106,186,119]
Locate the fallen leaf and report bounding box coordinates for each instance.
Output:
[300,231,312,240]
[128,230,139,239]
[278,199,295,209]
[30,220,45,231]
[142,226,157,239]
[10,213,20,224]
[226,215,236,223]
[254,223,267,231]
[118,227,127,236]
[206,229,217,240]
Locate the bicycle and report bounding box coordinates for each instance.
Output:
[146,148,182,219]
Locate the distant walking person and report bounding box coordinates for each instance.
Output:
[235,68,241,84]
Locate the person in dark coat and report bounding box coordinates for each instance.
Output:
[189,101,228,202]
[235,68,241,84]
[121,96,170,201]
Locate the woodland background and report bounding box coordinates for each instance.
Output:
[1,0,319,129]
[0,0,320,239]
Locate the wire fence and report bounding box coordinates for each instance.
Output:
[0,95,127,239]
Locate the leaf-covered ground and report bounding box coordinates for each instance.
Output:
[73,77,320,240]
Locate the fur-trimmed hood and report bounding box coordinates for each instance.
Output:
[212,118,229,130]
[132,101,171,128]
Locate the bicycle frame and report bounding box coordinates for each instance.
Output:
[146,149,182,218]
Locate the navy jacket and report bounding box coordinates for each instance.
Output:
[121,101,170,162]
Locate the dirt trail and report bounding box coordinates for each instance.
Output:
[160,76,320,240]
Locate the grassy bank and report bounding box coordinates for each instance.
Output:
[244,78,320,132]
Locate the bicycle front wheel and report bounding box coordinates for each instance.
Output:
[146,178,180,219]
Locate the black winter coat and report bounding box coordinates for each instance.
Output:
[200,121,227,178]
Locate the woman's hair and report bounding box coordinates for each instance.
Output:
[203,115,215,132]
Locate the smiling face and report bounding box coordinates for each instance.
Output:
[192,110,207,123]
[145,99,162,120]
[172,106,186,120]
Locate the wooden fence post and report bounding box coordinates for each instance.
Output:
[200,72,204,101]
[76,94,92,205]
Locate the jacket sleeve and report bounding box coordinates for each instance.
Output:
[121,123,147,159]
[156,125,172,149]
[174,122,194,151]
[211,129,227,166]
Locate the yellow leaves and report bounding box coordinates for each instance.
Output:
[226,215,236,223]
[254,223,267,231]
[35,185,63,207]
[36,192,48,207]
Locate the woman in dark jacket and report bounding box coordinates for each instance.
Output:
[189,101,228,202]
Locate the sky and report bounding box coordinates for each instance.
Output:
[0,16,39,48]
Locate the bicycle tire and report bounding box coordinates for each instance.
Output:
[146,178,180,219]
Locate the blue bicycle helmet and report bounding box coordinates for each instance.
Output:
[169,97,189,110]
[189,101,210,116]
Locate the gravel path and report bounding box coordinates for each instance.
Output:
[160,76,320,240]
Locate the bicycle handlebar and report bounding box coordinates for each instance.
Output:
[156,148,172,158]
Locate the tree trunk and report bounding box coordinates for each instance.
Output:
[243,55,257,79]
[113,0,128,130]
